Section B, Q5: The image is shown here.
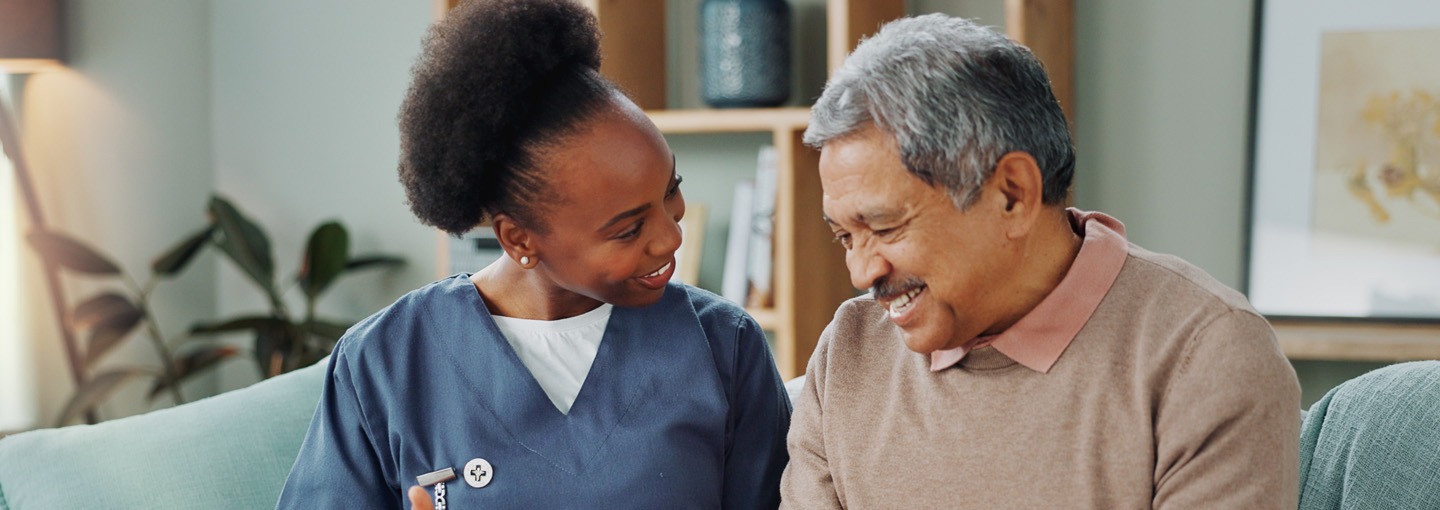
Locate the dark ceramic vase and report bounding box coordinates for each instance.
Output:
[699,0,791,108]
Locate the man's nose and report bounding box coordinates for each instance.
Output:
[846,242,889,291]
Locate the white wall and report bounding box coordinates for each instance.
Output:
[208,0,435,391]
[17,0,216,425]
[1072,0,1256,288]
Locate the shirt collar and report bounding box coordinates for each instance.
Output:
[929,208,1129,373]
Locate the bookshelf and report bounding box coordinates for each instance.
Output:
[434,0,1077,378]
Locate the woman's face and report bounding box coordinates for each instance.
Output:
[522,94,685,309]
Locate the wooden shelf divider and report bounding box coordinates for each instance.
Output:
[1273,320,1440,362]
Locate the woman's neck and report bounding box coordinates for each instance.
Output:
[470,259,604,321]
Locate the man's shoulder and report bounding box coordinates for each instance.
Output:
[1115,243,1257,316]
[814,295,908,364]
[1098,244,1277,361]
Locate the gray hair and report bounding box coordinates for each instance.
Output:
[805,14,1074,208]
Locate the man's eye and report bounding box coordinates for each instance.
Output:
[833,233,852,249]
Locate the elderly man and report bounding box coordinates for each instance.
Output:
[780,14,1300,509]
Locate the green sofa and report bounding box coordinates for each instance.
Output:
[2,360,1438,509]
[0,362,325,509]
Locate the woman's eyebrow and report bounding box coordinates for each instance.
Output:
[597,203,652,232]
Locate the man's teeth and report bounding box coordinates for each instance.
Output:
[888,287,923,314]
[644,262,672,278]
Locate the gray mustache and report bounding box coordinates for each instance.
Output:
[872,276,927,301]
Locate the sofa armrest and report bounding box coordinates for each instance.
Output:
[0,360,327,509]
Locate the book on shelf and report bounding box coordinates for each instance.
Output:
[672,202,706,286]
[721,179,754,304]
[747,145,777,309]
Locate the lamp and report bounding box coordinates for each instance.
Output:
[0,0,64,73]
[1,0,87,423]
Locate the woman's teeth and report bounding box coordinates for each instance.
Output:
[888,287,924,315]
[644,261,672,278]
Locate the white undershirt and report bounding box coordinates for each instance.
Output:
[490,303,613,415]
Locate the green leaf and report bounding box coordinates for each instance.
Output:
[208,196,274,290]
[344,255,406,272]
[55,368,153,427]
[300,222,349,299]
[70,292,139,330]
[189,316,288,336]
[25,229,123,275]
[147,345,239,400]
[83,304,145,367]
[307,319,353,342]
[151,225,215,277]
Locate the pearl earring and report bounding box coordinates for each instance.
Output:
[520,256,530,266]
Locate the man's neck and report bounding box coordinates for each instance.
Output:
[982,207,1084,336]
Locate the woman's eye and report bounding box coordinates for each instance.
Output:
[666,175,684,198]
[618,221,644,240]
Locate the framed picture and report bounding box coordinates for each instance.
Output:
[1247,0,1440,320]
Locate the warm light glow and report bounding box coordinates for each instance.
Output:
[0,59,61,74]
[0,73,36,431]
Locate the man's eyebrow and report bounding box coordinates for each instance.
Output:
[598,203,652,232]
[825,209,903,227]
[856,209,904,225]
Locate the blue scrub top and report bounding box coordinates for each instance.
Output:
[277,276,791,509]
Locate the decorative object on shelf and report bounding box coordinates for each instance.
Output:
[1247,0,1440,320]
[699,0,791,108]
[23,195,404,426]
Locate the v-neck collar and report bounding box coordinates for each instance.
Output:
[437,276,704,475]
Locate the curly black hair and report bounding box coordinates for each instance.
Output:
[398,0,617,235]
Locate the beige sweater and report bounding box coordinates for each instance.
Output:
[780,244,1301,509]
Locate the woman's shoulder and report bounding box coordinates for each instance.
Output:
[669,282,753,329]
[334,274,479,360]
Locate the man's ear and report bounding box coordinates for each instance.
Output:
[990,151,1045,239]
[492,213,538,267]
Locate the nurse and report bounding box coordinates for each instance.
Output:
[275,0,791,508]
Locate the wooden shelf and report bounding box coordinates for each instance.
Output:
[646,108,811,134]
[1274,320,1440,362]
[746,307,779,330]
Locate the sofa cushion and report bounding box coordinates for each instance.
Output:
[1299,360,1440,510]
[0,360,326,509]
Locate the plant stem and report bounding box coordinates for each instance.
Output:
[130,275,185,405]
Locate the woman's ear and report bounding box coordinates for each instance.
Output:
[492,213,538,268]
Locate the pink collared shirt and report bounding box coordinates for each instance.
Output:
[929,208,1129,373]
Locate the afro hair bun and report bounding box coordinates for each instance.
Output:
[398,0,606,235]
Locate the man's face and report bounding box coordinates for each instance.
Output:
[820,125,1021,354]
